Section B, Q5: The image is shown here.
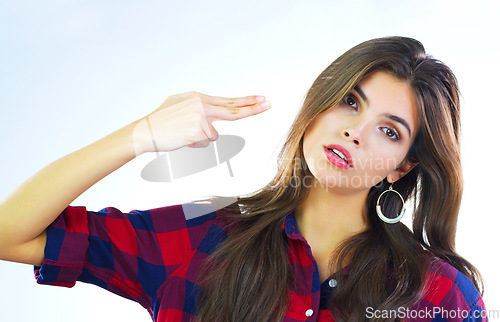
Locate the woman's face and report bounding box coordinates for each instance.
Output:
[302,70,420,193]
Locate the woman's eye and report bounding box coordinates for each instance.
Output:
[343,94,358,110]
[381,127,400,141]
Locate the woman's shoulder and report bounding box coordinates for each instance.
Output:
[410,253,487,320]
[423,254,479,297]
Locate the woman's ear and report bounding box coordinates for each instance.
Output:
[387,160,418,183]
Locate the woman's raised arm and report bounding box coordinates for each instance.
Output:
[0,91,270,266]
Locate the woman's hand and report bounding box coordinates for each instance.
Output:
[133,91,271,155]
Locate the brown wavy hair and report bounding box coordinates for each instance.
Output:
[195,36,483,321]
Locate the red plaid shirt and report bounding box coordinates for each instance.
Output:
[35,203,487,321]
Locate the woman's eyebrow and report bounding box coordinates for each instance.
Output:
[354,85,369,105]
[382,113,412,136]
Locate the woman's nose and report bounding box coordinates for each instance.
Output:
[343,130,360,146]
[343,114,371,146]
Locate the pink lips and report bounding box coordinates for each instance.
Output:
[324,144,353,169]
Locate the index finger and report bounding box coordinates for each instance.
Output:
[205,99,271,122]
[200,93,266,107]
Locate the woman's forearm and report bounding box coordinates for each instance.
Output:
[0,120,138,265]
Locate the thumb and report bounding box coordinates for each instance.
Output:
[207,122,219,141]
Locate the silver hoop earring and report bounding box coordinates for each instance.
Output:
[376,184,406,224]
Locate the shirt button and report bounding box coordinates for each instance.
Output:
[328,278,337,288]
[305,309,314,317]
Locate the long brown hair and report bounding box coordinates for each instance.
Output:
[195,36,483,321]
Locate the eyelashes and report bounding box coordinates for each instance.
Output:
[341,93,401,142]
[380,126,400,141]
[343,94,358,111]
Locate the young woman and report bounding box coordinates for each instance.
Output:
[0,37,487,321]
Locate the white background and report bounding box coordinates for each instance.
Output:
[0,0,499,321]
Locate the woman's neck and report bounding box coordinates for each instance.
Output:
[294,183,370,259]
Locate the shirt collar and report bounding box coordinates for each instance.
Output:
[281,209,351,276]
[281,210,307,242]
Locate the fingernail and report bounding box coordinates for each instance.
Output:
[256,96,266,102]
[261,101,271,109]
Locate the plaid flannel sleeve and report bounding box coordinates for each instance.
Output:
[34,203,216,316]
